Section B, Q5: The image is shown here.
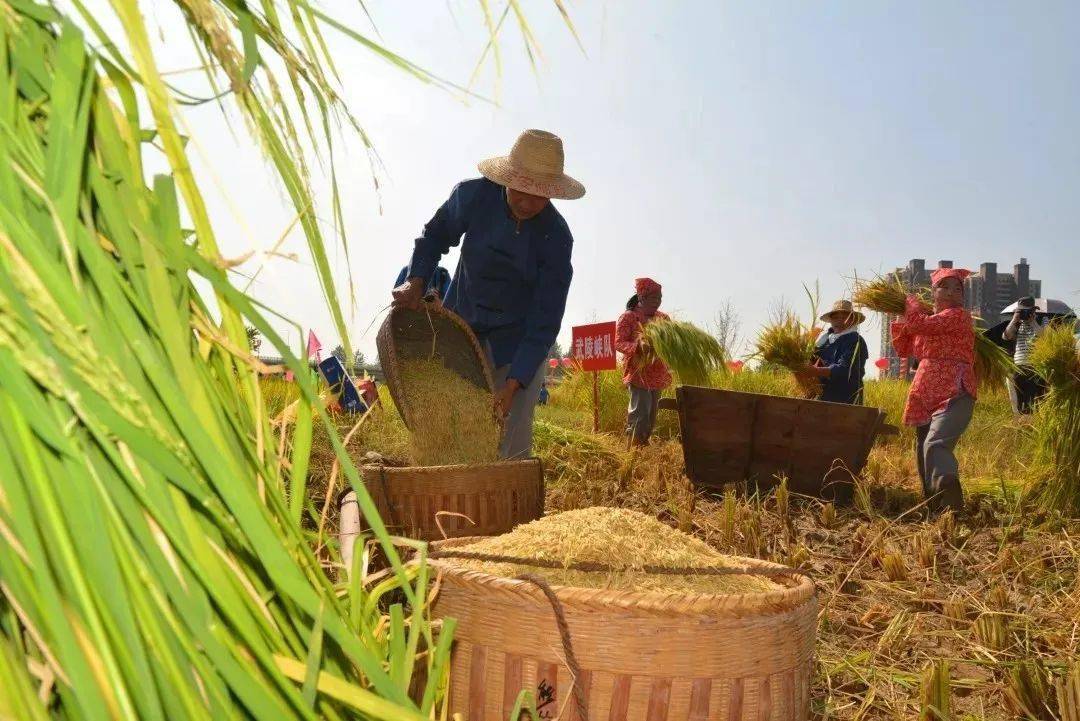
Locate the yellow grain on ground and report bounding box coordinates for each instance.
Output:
[454,507,781,594]
[398,358,501,466]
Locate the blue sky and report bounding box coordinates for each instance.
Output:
[168,1,1080,363]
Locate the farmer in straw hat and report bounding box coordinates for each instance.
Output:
[393,129,584,460]
[890,268,976,513]
[799,300,869,405]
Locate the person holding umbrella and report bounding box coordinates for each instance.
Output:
[800,300,869,405]
[1002,295,1047,414]
[392,129,584,460]
[890,268,977,513]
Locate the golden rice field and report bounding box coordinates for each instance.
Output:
[279,368,1080,720]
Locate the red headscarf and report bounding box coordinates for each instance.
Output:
[930,268,972,287]
[635,277,661,297]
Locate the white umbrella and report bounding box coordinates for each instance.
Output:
[999,298,1075,316]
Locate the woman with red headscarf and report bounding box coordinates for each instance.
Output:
[615,278,672,446]
[890,268,977,513]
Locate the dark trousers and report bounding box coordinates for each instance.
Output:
[915,393,974,511]
[1009,367,1046,415]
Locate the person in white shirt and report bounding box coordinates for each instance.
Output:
[1002,296,1046,414]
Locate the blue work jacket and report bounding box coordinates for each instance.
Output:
[408,178,574,385]
[813,330,868,404]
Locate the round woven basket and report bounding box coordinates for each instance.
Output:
[360,461,544,541]
[429,537,817,721]
[376,304,494,430]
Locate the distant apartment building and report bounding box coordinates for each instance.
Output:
[877,258,1042,378]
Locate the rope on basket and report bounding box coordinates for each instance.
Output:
[428,550,809,582]
[515,573,589,721]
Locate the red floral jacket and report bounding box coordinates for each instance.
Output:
[615,309,673,390]
[890,296,977,426]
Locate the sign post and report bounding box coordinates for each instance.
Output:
[571,321,618,433]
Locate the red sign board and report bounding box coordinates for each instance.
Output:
[571,321,617,372]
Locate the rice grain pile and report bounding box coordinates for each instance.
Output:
[452,507,781,594]
[399,358,501,466]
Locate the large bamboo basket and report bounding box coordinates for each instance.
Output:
[376,304,494,430]
[359,461,543,541]
[430,537,817,721]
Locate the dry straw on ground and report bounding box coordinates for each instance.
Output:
[398,358,501,466]
[453,507,780,594]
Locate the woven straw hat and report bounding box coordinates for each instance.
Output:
[820,299,865,324]
[478,129,585,200]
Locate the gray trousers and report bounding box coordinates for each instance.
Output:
[626,385,662,444]
[490,361,544,460]
[915,392,974,508]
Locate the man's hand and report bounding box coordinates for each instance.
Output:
[392,278,426,310]
[494,378,522,419]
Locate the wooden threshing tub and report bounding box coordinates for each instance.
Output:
[663,386,897,499]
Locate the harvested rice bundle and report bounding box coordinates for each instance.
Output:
[454,507,781,594]
[753,314,817,370]
[399,358,501,466]
[639,318,727,387]
[1026,324,1080,514]
[973,327,1018,390]
[752,314,820,397]
[852,274,931,315]
[1030,322,1080,391]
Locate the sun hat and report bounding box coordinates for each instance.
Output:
[1017,296,1036,309]
[478,129,585,200]
[819,299,865,325]
[930,268,973,287]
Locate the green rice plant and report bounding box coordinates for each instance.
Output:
[0,0,575,716]
[639,318,727,387]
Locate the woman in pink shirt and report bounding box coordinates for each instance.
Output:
[890,268,977,513]
[615,278,672,447]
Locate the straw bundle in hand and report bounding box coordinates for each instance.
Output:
[753,314,818,371]
[753,315,821,397]
[973,327,1018,390]
[639,318,726,387]
[852,274,931,315]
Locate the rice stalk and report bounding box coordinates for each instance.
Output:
[639,318,727,387]
[1004,660,1054,720]
[918,659,951,721]
[0,0,575,715]
[972,613,1009,651]
[1057,662,1080,721]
